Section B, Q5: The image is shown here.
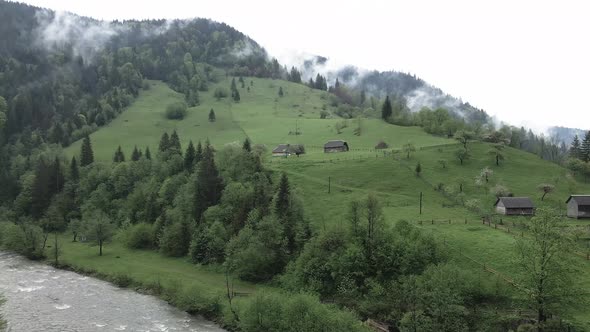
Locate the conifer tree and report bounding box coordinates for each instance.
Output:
[233,89,241,102]
[275,172,290,218]
[194,142,224,223]
[184,140,196,171]
[145,147,152,160]
[195,141,203,163]
[243,138,252,152]
[278,86,284,97]
[69,156,79,182]
[169,130,182,154]
[581,131,590,162]
[113,145,125,162]
[570,135,582,160]
[80,135,94,166]
[381,96,393,120]
[209,109,216,122]
[31,158,51,219]
[48,157,65,196]
[231,77,237,92]
[131,146,141,161]
[158,132,170,152]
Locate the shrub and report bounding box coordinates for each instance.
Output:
[123,223,155,249]
[165,102,188,120]
[159,222,191,257]
[214,87,229,100]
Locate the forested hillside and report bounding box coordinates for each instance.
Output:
[2,1,590,331]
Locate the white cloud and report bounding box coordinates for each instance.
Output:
[18,0,590,129]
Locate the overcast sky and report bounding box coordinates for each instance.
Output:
[19,0,590,131]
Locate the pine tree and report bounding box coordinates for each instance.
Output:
[169,130,182,154]
[194,142,224,223]
[69,156,79,182]
[31,158,51,219]
[278,87,284,97]
[131,146,141,161]
[231,77,237,92]
[158,132,170,152]
[581,131,590,162]
[233,89,240,102]
[145,147,152,160]
[113,146,125,162]
[80,135,94,166]
[48,157,65,196]
[209,109,216,122]
[243,138,252,152]
[184,140,196,171]
[570,135,582,160]
[275,172,290,218]
[195,141,203,163]
[381,96,393,120]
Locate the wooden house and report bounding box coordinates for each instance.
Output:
[324,140,349,153]
[566,195,590,219]
[494,197,535,216]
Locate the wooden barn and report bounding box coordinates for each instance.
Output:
[272,144,304,157]
[494,197,535,216]
[566,195,590,219]
[324,140,349,153]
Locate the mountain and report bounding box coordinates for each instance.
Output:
[548,126,589,145]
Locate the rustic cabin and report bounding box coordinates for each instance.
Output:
[324,140,349,153]
[494,197,535,216]
[566,195,590,219]
[272,144,304,157]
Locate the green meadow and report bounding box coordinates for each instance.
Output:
[63,76,590,328]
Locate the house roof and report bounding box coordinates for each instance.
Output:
[272,144,291,153]
[324,140,347,148]
[494,197,535,209]
[566,195,590,205]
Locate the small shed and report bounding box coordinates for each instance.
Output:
[494,197,535,216]
[324,140,349,153]
[566,195,590,219]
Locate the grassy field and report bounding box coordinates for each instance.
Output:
[63,76,590,327]
[66,78,451,162]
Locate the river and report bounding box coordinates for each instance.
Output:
[0,252,226,332]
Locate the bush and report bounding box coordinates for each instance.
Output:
[123,223,155,249]
[0,222,45,259]
[214,87,229,100]
[165,102,188,120]
[159,222,191,257]
[238,291,365,332]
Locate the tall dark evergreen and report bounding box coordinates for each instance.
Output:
[278,87,284,97]
[195,141,203,163]
[242,138,252,152]
[69,156,79,182]
[570,135,582,160]
[80,136,94,167]
[581,131,590,162]
[169,130,182,154]
[145,147,152,160]
[275,172,291,218]
[131,146,141,161]
[209,109,216,122]
[159,132,170,152]
[31,158,51,219]
[194,142,224,223]
[233,89,241,102]
[48,157,65,196]
[113,146,125,162]
[381,96,393,120]
[184,140,196,171]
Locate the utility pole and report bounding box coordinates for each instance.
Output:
[419,192,423,215]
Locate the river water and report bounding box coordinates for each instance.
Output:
[0,252,226,332]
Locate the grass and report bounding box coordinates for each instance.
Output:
[62,75,590,327]
[66,78,451,162]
